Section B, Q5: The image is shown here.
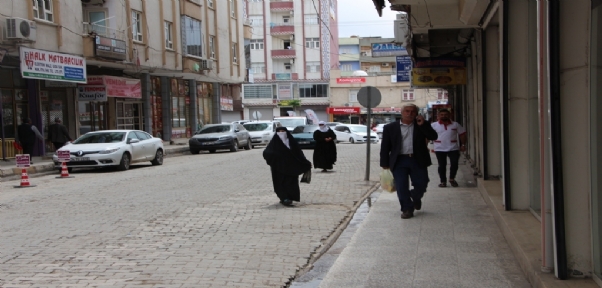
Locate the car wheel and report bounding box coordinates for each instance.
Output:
[209,149,216,153]
[190,149,200,155]
[151,149,164,165]
[349,137,355,144]
[252,145,256,149]
[230,140,239,152]
[117,153,131,171]
[244,138,252,150]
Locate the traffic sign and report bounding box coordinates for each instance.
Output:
[252,111,262,120]
[15,154,30,168]
[57,150,71,162]
[357,86,382,108]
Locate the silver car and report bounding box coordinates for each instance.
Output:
[189,123,252,154]
[53,130,164,171]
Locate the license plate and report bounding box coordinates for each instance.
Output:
[72,157,90,161]
[299,141,309,144]
[202,142,216,145]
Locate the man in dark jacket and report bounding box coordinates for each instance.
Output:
[380,104,438,219]
[47,118,72,150]
[16,118,45,164]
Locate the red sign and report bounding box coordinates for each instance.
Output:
[82,76,141,99]
[336,78,366,84]
[15,154,30,168]
[57,150,71,162]
[327,107,361,114]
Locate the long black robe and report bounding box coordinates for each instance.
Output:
[313,129,337,170]
[263,131,312,202]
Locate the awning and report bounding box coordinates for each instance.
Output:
[80,75,141,99]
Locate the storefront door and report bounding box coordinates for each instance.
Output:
[116,101,143,130]
[78,102,108,135]
[41,91,68,152]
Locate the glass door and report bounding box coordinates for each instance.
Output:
[78,102,107,136]
[116,101,143,130]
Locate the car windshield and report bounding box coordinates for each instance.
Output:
[197,125,231,134]
[292,125,319,134]
[244,123,269,131]
[350,126,369,133]
[276,118,306,127]
[73,132,126,144]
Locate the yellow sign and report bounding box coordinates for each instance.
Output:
[411,67,467,86]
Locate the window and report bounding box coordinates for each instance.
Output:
[306,61,321,73]
[207,0,213,8]
[283,16,290,24]
[305,38,320,49]
[250,63,265,74]
[437,89,448,99]
[232,43,238,63]
[284,63,291,70]
[304,14,318,25]
[86,11,107,36]
[299,84,328,98]
[230,0,236,17]
[341,64,353,71]
[369,65,381,72]
[250,39,264,50]
[249,0,263,2]
[249,16,263,26]
[209,36,216,58]
[131,10,143,42]
[402,89,414,101]
[244,85,273,99]
[164,21,173,49]
[182,16,202,58]
[33,0,53,22]
[349,90,359,102]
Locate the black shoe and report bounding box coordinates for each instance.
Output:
[282,199,293,206]
[414,200,422,211]
[401,210,414,219]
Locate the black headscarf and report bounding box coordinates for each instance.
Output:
[263,128,311,176]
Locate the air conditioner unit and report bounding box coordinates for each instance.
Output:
[199,59,214,70]
[5,17,37,41]
[382,63,390,67]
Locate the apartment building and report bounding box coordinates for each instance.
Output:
[330,36,448,124]
[241,0,339,122]
[0,0,246,158]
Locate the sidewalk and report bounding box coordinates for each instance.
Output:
[314,155,534,288]
[0,138,190,179]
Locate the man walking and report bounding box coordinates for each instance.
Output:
[47,117,72,150]
[431,109,467,187]
[16,118,45,164]
[380,104,438,219]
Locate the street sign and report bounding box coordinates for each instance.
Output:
[252,111,262,120]
[396,56,412,82]
[15,154,30,168]
[57,150,71,162]
[357,86,382,108]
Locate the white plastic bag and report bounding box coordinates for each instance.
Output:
[380,169,396,192]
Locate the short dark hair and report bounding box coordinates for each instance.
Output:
[438,109,450,114]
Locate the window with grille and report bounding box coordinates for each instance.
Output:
[182,16,202,58]
[304,15,318,25]
[402,89,415,101]
[164,21,173,49]
[132,10,143,42]
[250,63,265,74]
[33,0,53,22]
[305,38,320,49]
[437,89,448,99]
[349,90,359,102]
[250,39,264,50]
[244,85,273,99]
[306,62,321,73]
[299,84,328,98]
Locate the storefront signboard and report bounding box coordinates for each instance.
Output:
[45,80,77,88]
[275,73,291,80]
[95,35,126,60]
[77,85,108,101]
[220,96,233,111]
[80,76,141,99]
[396,56,412,82]
[411,57,467,87]
[15,154,30,168]
[20,47,87,83]
[371,43,408,57]
[336,78,366,84]
[326,107,361,114]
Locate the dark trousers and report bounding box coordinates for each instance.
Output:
[21,143,34,162]
[435,150,460,182]
[391,155,429,212]
[52,142,65,150]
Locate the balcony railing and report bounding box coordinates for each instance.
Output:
[269,23,294,35]
[271,49,296,58]
[82,22,127,41]
[270,1,294,11]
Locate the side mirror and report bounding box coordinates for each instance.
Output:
[127,138,140,144]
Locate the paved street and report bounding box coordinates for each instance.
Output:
[0,143,381,287]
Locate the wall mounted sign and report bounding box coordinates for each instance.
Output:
[20,47,86,83]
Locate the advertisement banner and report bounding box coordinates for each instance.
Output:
[20,47,86,83]
[396,56,412,82]
[326,107,361,114]
[80,76,141,99]
[371,43,408,57]
[78,85,108,101]
[411,57,467,87]
[220,96,233,111]
[336,78,366,84]
[278,84,292,99]
[304,109,320,124]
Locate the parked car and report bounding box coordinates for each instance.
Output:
[373,123,386,139]
[189,123,251,154]
[232,120,251,125]
[52,130,164,172]
[273,116,310,131]
[326,122,342,127]
[334,124,379,144]
[291,124,320,149]
[243,121,282,148]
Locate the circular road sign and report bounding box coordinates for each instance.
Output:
[252,111,262,120]
[357,86,382,108]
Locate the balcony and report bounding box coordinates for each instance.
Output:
[271,49,296,59]
[271,73,299,80]
[269,23,294,35]
[270,1,294,11]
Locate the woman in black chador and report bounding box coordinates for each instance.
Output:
[313,121,337,172]
[263,127,312,206]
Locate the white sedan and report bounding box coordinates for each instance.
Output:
[333,124,379,144]
[53,130,164,172]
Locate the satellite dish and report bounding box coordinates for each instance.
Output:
[352,70,369,76]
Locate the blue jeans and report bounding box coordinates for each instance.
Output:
[391,155,430,212]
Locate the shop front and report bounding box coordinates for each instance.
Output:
[327,106,360,124]
[196,82,214,130]
[169,79,191,139]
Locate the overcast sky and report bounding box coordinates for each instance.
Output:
[337,0,398,38]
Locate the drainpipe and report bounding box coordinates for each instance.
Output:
[481,29,489,180]
[502,0,511,210]
[549,0,568,280]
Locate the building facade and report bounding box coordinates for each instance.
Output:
[242,0,339,123]
[0,0,246,159]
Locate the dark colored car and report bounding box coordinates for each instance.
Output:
[189,123,252,154]
[291,125,320,149]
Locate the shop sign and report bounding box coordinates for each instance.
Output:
[396,56,412,82]
[336,78,365,84]
[81,75,141,99]
[275,73,291,80]
[95,36,126,60]
[220,96,233,111]
[78,85,108,101]
[371,43,408,57]
[327,107,361,114]
[45,80,77,88]
[411,57,467,87]
[20,47,86,83]
[278,84,292,99]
